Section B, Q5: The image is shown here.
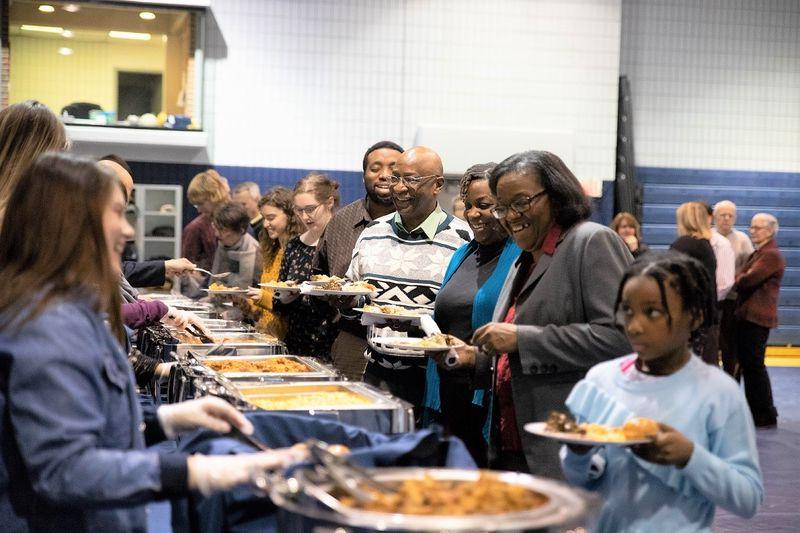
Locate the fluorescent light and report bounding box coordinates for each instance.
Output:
[139,11,156,21]
[108,31,151,41]
[58,47,73,56]
[61,29,74,38]
[63,4,80,12]
[38,4,55,13]
[21,24,64,34]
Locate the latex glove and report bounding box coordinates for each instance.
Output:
[274,288,300,304]
[187,445,309,497]
[161,307,190,329]
[165,258,197,277]
[184,311,212,337]
[157,396,253,439]
[247,287,263,301]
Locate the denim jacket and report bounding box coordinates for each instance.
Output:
[0,296,187,532]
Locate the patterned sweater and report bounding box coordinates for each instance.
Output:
[346,212,472,307]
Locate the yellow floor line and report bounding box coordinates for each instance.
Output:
[766,346,800,367]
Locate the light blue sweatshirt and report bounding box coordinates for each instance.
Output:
[561,354,763,533]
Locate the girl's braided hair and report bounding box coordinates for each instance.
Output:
[614,252,716,343]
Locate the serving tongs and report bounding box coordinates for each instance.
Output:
[304,438,396,504]
[186,323,215,344]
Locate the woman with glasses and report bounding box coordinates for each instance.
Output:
[272,173,339,358]
[423,163,521,466]
[439,150,632,476]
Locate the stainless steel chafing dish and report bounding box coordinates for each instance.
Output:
[175,332,286,356]
[230,381,414,434]
[269,467,597,532]
[201,319,250,330]
[198,355,338,382]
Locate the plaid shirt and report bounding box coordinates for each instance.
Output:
[313,198,374,278]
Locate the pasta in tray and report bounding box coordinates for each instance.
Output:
[338,474,548,515]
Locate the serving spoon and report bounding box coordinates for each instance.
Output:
[193,268,231,279]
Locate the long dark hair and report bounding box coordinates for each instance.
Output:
[258,186,303,267]
[489,150,591,229]
[0,153,124,341]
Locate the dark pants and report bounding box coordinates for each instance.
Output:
[719,299,740,378]
[439,373,489,467]
[734,319,778,426]
[364,360,426,425]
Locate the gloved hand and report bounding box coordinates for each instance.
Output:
[157,396,253,439]
[184,311,212,337]
[187,445,309,496]
[161,307,190,329]
[165,258,197,277]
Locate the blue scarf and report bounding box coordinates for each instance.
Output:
[423,238,521,438]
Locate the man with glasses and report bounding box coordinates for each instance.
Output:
[343,146,472,414]
[313,141,403,380]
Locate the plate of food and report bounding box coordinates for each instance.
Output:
[307,274,347,286]
[370,333,464,355]
[524,411,658,446]
[259,280,302,291]
[203,282,249,295]
[303,280,378,297]
[356,303,431,326]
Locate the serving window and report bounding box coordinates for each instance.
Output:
[6,1,204,130]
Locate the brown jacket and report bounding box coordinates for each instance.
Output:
[735,238,785,328]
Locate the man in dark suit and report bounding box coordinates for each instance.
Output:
[733,213,784,428]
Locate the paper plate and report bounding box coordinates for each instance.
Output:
[524,422,653,446]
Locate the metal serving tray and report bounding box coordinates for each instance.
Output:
[202,319,249,329]
[198,355,338,382]
[175,333,286,356]
[234,381,414,434]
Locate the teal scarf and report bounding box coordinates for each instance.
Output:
[422,238,521,439]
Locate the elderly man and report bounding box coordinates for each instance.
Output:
[733,213,784,427]
[714,200,756,376]
[344,146,471,412]
[232,181,264,238]
[98,155,195,287]
[313,140,403,380]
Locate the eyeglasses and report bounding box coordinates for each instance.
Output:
[387,174,440,188]
[293,204,321,216]
[490,190,547,220]
[749,225,769,230]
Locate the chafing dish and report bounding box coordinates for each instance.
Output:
[201,319,250,329]
[174,332,286,356]
[269,467,597,532]
[198,355,338,382]
[231,381,413,434]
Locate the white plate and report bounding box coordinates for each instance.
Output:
[369,335,464,354]
[202,288,249,295]
[356,307,430,326]
[303,285,377,297]
[307,277,347,286]
[259,282,301,292]
[523,422,653,446]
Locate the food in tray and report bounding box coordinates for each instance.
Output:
[208,282,243,291]
[401,333,461,349]
[174,332,278,344]
[544,411,659,442]
[204,357,310,373]
[320,279,344,291]
[362,304,420,317]
[247,390,372,410]
[338,473,548,515]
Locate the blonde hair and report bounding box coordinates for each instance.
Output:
[610,212,642,240]
[0,101,68,222]
[676,201,711,240]
[293,172,340,208]
[187,169,229,205]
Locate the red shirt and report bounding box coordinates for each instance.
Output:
[182,214,217,270]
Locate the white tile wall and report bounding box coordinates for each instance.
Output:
[621,0,800,172]
[204,0,621,186]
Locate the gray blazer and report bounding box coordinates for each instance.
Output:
[475,221,633,477]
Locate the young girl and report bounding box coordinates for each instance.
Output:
[561,253,763,532]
